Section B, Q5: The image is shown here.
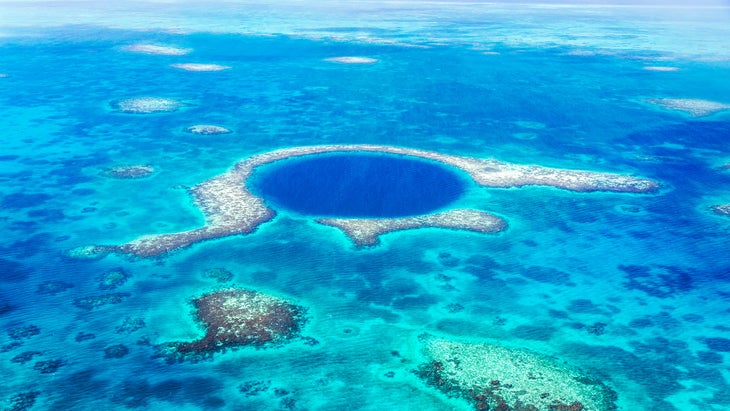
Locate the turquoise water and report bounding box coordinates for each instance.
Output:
[1,1,730,410]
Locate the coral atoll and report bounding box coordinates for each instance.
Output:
[155,288,307,363]
[86,145,657,257]
[414,334,617,411]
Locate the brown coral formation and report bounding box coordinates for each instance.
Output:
[88,145,656,257]
[157,288,307,361]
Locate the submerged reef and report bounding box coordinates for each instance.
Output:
[711,204,730,216]
[4,391,40,411]
[73,293,130,310]
[97,268,130,290]
[36,280,73,295]
[643,98,730,117]
[104,165,154,179]
[325,56,378,64]
[171,63,231,71]
[155,288,307,363]
[122,44,191,56]
[86,145,657,257]
[110,97,183,114]
[414,335,617,411]
[185,124,232,135]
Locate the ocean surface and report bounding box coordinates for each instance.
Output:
[1,1,730,410]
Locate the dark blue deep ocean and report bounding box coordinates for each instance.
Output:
[1,2,730,410]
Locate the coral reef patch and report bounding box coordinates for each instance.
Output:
[110,97,183,114]
[97,268,130,290]
[711,204,730,216]
[185,125,232,135]
[318,209,506,246]
[104,165,154,179]
[4,391,40,411]
[122,44,191,55]
[325,56,378,64]
[414,334,617,411]
[643,98,730,117]
[155,288,307,363]
[73,293,130,310]
[171,63,231,71]
[36,280,73,295]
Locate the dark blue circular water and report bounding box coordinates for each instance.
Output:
[252,153,466,218]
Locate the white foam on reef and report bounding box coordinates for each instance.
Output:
[186,125,232,135]
[643,66,680,72]
[324,56,378,64]
[111,97,183,114]
[170,63,231,72]
[122,44,191,56]
[644,98,730,117]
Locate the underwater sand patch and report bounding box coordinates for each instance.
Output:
[122,44,191,56]
[171,63,231,72]
[643,98,730,117]
[82,144,657,258]
[110,97,183,114]
[325,56,378,64]
[414,334,617,411]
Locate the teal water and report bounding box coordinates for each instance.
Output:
[1,2,730,410]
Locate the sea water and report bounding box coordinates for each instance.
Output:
[1,1,730,410]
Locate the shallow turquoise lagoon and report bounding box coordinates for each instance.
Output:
[1,1,730,410]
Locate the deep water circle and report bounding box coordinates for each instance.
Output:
[252,153,466,218]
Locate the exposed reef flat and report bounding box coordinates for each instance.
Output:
[122,44,191,56]
[186,124,232,135]
[87,145,656,258]
[643,98,730,117]
[103,164,154,179]
[325,56,379,64]
[155,288,307,363]
[110,97,183,114]
[414,335,617,411]
[171,63,231,72]
[711,204,730,216]
[317,209,506,246]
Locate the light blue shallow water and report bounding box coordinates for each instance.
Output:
[1,2,730,410]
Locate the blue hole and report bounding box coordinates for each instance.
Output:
[252,153,467,218]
